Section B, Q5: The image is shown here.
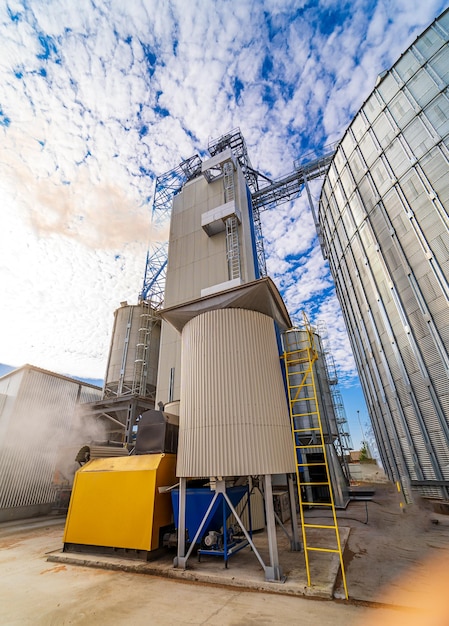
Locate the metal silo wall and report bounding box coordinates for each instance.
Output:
[283,330,339,439]
[318,9,449,500]
[176,308,296,477]
[103,303,161,398]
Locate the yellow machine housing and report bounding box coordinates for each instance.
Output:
[63,453,177,557]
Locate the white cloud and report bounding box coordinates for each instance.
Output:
[0,0,446,384]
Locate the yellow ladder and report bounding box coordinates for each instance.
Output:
[283,316,348,599]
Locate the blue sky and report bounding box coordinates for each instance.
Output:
[0,0,448,449]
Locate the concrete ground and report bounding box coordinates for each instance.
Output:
[2,477,449,624]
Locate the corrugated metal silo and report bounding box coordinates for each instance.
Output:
[103,301,161,399]
[176,308,296,477]
[318,8,449,501]
[283,329,339,440]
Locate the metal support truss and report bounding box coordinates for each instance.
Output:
[208,127,259,193]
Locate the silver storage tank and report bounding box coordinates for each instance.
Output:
[283,329,339,440]
[176,308,296,477]
[318,8,449,501]
[103,302,161,399]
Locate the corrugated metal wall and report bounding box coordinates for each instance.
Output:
[0,367,102,519]
[103,302,161,398]
[177,308,296,477]
[318,8,449,501]
[156,154,258,408]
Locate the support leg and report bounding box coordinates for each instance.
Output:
[288,473,301,551]
[264,474,284,582]
[174,477,187,568]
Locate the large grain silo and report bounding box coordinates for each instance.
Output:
[103,300,161,400]
[77,300,163,448]
[161,280,296,479]
[318,8,449,502]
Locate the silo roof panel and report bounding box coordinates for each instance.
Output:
[160,277,292,333]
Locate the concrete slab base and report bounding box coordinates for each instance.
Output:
[48,526,351,600]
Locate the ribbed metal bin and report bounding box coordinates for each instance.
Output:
[103,302,161,398]
[176,308,296,477]
[318,8,449,501]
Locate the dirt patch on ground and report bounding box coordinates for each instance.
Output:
[332,482,449,606]
[40,565,67,575]
[0,537,24,549]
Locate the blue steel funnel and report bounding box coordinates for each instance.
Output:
[171,485,248,544]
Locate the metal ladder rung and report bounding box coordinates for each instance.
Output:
[286,359,310,365]
[303,502,333,507]
[306,547,340,554]
[300,482,331,487]
[304,523,337,529]
[297,463,326,467]
[287,370,312,376]
[287,383,314,389]
[293,427,321,433]
[296,444,326,449]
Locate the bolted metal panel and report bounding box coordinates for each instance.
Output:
[176,308,296,477]
[318,7,449,501]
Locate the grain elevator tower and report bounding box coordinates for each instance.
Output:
[155,133,298,581]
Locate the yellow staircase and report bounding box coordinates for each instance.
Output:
[283,315,348,599]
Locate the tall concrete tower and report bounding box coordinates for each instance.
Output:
[319,9,449,502]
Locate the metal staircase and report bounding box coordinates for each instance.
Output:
[283,317,348,599]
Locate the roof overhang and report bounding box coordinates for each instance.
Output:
[160,277,292,333]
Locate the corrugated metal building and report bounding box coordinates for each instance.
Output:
[0,365,102,521]
[318,8,449,501]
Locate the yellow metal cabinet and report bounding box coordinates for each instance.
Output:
[64,454,176,554]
